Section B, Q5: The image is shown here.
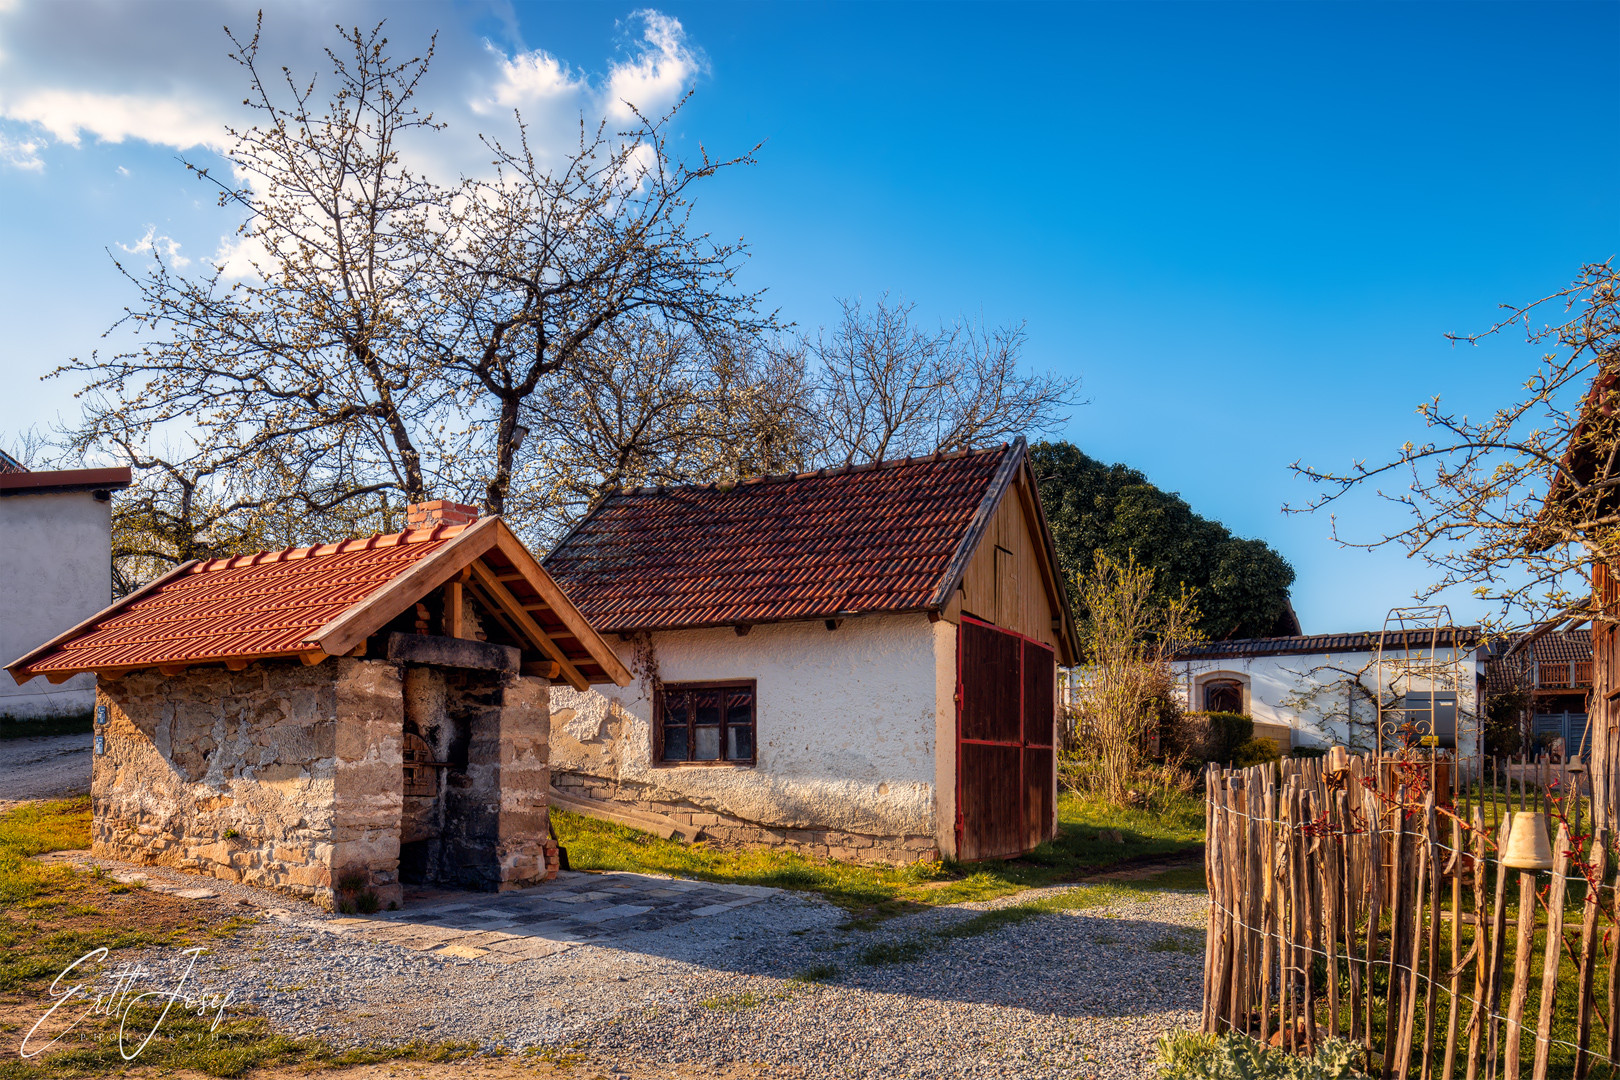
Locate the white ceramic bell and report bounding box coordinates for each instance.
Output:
[1502,812,1555,872]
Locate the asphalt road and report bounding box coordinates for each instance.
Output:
[0,732,90,812]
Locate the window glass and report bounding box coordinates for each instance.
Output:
[726,688,754,761]
[655,682,755,765]
[692,689,722,760]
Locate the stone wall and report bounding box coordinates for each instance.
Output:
[93,657,402,907]
[94,655,556,908]
[552,772,938,866]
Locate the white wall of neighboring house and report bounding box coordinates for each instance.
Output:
[1169,646,1484,757]
[549,612,957,842]
[1,489,113,720]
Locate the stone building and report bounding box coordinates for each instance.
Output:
[542,440,1080,865]
[6,503,627,909]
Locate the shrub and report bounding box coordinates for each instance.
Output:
[1166,711,1255,766]
[1156,1030,1367,1079]
[1231,738,1281,768]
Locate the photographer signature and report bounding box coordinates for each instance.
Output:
[20,946,237,1060]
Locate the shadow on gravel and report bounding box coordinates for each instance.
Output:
[567,886,1208,1019]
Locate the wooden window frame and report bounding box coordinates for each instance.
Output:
[653,679,758,767]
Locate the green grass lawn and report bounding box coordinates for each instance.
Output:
[554,787,1206,920]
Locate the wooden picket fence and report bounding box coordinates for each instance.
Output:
[1203,752,1618,1079]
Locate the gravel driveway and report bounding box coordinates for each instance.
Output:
[86,856,1203,1080]
[0,732,89,811]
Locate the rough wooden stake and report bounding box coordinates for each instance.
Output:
[1574,831,1608,1080]
[1531,823,1571,1080]
[1504,871,1538,1079]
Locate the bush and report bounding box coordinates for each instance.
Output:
[1232,737,1281,768]
[1166,711,1255,765]
[1156,1030,1367,1079]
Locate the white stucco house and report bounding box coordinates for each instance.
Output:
[1170,629,1485,759]
[0,462,131,722]
[541,439,1081,864]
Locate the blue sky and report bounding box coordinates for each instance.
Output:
[0,1,1615,633]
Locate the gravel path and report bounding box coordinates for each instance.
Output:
[77,854,1204,1080]
[0,733,89,811]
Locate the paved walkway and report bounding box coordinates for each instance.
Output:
[319,871,775,964]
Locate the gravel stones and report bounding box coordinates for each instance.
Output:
[95,853,1203,1079]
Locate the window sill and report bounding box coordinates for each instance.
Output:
[652,760,756,769]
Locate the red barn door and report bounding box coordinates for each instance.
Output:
[956,616,1056,860]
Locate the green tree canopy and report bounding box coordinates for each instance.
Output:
[1031,440,1298,642]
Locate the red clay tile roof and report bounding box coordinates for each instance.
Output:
[544,445,1019,633]
[16,525,468,673]
[8,515,632,688]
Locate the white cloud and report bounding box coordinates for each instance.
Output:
[0,129,42,170]
[118,225,191,268]
[2,88,229,152]
[0,4,707,176]
[604,10,703,121]
[478,45,585,113]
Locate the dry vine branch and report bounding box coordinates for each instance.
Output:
[1287,261,1620,634]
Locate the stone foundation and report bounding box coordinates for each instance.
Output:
[553,771,939,865]
[93,656,556,909]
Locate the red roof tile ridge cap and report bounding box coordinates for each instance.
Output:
[603,445,1011,502]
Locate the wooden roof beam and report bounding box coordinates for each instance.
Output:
[468,560,590,691]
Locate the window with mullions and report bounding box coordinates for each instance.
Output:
[656,681,756,765]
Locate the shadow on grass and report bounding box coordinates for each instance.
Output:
[554,788,1206,921]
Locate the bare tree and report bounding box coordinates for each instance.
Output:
[504,318,817,537]
[433,100,773,515]
[1288,261,1620,633]
[57,20,457,542]
[807,294,1080,466]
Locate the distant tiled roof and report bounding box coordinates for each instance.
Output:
[1483,628,1592,693]
[0,448,26,474]
[546,445,1020,634]
[0,466,131,496]
[7,516,630,687]
[1176,628,1482,661]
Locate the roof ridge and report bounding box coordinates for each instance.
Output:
[606,443,1011,500]
[192,523,466,572]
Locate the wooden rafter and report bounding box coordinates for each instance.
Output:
[468,560,589,691]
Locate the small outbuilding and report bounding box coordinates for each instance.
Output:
[0,461,131,723]
[6,503,628,909]
[542,439,1080,864]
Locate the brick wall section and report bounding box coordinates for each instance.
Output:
[552,772,938,865]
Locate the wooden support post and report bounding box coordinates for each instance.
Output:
[1465,809,1489,1080]
[1504,871,1538,1080]
[1574,831,1608,1080]
[443,580,465,639]
[1531,823,1572,1079]
[1442,815,1463,1080]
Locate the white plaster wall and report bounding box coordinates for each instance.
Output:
[0,490,112,719]
[551,613,945,838]
[1171,647,1483,759]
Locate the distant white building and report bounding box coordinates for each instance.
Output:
[0,462,131,721]
[1169,630,1485,758]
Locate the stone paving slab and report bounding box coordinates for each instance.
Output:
[336,870,774,963]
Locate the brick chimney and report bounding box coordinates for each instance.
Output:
[406,500,480,530]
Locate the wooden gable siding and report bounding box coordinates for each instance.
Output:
[956,475,1059,651]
